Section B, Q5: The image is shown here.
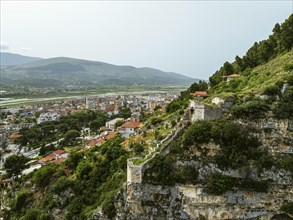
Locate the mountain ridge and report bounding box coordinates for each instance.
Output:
[0,52,43,66]
[1,54,197,90]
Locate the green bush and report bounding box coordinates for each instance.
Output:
[278,155,293,172]
[183,120,261,169]
[205,173,270,195]
[239,179,269,192]
[263,85,280,96]
[281,202,293,215]
[102,191,116,219]
[205,173,235,195]
[23,209,42,220]
[257,154,275,170]
[177,166,199,185]
[143,155,177,185]
[53,176,73,194]
[33,164,56,188]
[231,99,269,119]
[273,87,293,119]
[283,63,293,72]
[13,190,32,213]
[151,117,163,125]
[182,120,212,146]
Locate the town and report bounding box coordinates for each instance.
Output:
[0,91,180,177]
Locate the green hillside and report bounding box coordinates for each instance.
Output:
[204,14,293,100]
[208,49,293,99]
[1,14,293,220]
[1,57,196,89]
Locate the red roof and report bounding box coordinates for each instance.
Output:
[96,138,106,144]
[38,154,55,164]
[53,150,67,156]
[104,132,116,140]
[88,139,98,148]
[88,138,106,148]
[52,158,67,164]
[222,74,240,78]
[190,91,209,97]
[120,121,144,129]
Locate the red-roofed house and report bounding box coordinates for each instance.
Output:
[190,91,209,99]
[86,138,106,149]
[53,150,68,158]
[38,154,55,165]
[38,150,68,166]
[118,121,144,138]
[104,132,117,140]
[222,74,240,82]
[52,157,67,164]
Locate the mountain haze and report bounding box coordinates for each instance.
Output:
[0,52,43,66]
[1,56,197,89]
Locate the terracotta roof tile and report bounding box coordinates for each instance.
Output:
[52,158,67,164]
[120,121,144,129]
[53,150,67,155]
[190,91,209,97]
[38,154,55,163]
[222,74,240,78]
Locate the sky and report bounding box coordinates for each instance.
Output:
[0,1,292,80]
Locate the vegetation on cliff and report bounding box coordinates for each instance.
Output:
[2,14,292,220]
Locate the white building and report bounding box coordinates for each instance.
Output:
[37,112,60,124]
[118,121,144,138]
[106,118,124,131]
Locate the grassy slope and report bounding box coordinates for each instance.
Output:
[207,49,293,100]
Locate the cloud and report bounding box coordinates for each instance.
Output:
[0,42,10,51]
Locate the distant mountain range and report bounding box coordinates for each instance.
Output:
[0,52,197,89]
[0,52,43,66]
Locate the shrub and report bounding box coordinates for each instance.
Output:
[130,142,144,155]
[53,176,73,194]
[278,155,293,172]
[231,99,269,119]
[257,154,275,170]
[13,190,32,213]
[143,155,177,185]
[177,166,199,185]
[273,87,293,119]
[283,63,293,72]
[263,85,280,96]
[182,120,212,146]
[281,202,293,215]
[205,173,270,195]
[205,173,235,195]
[102,192,116,219]
[239,179,269,192]
[151,117,163,125]
[23,209,42,220]
[33,164,56,187]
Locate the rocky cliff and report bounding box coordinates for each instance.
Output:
[116,117,293,220]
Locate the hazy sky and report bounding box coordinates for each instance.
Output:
[1,1,292,79]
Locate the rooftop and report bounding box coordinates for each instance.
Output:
[190,91,209,97]
[222,74,240,78]
[120,121,144,129]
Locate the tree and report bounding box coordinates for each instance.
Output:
[118,107,131,119]
[4,155,29,177]
[33,164,55,187]
[89,119,104,131]
[64,130,80,146]
[188,80,208,93]
[115,120,124,129]
[222,61,235,76]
